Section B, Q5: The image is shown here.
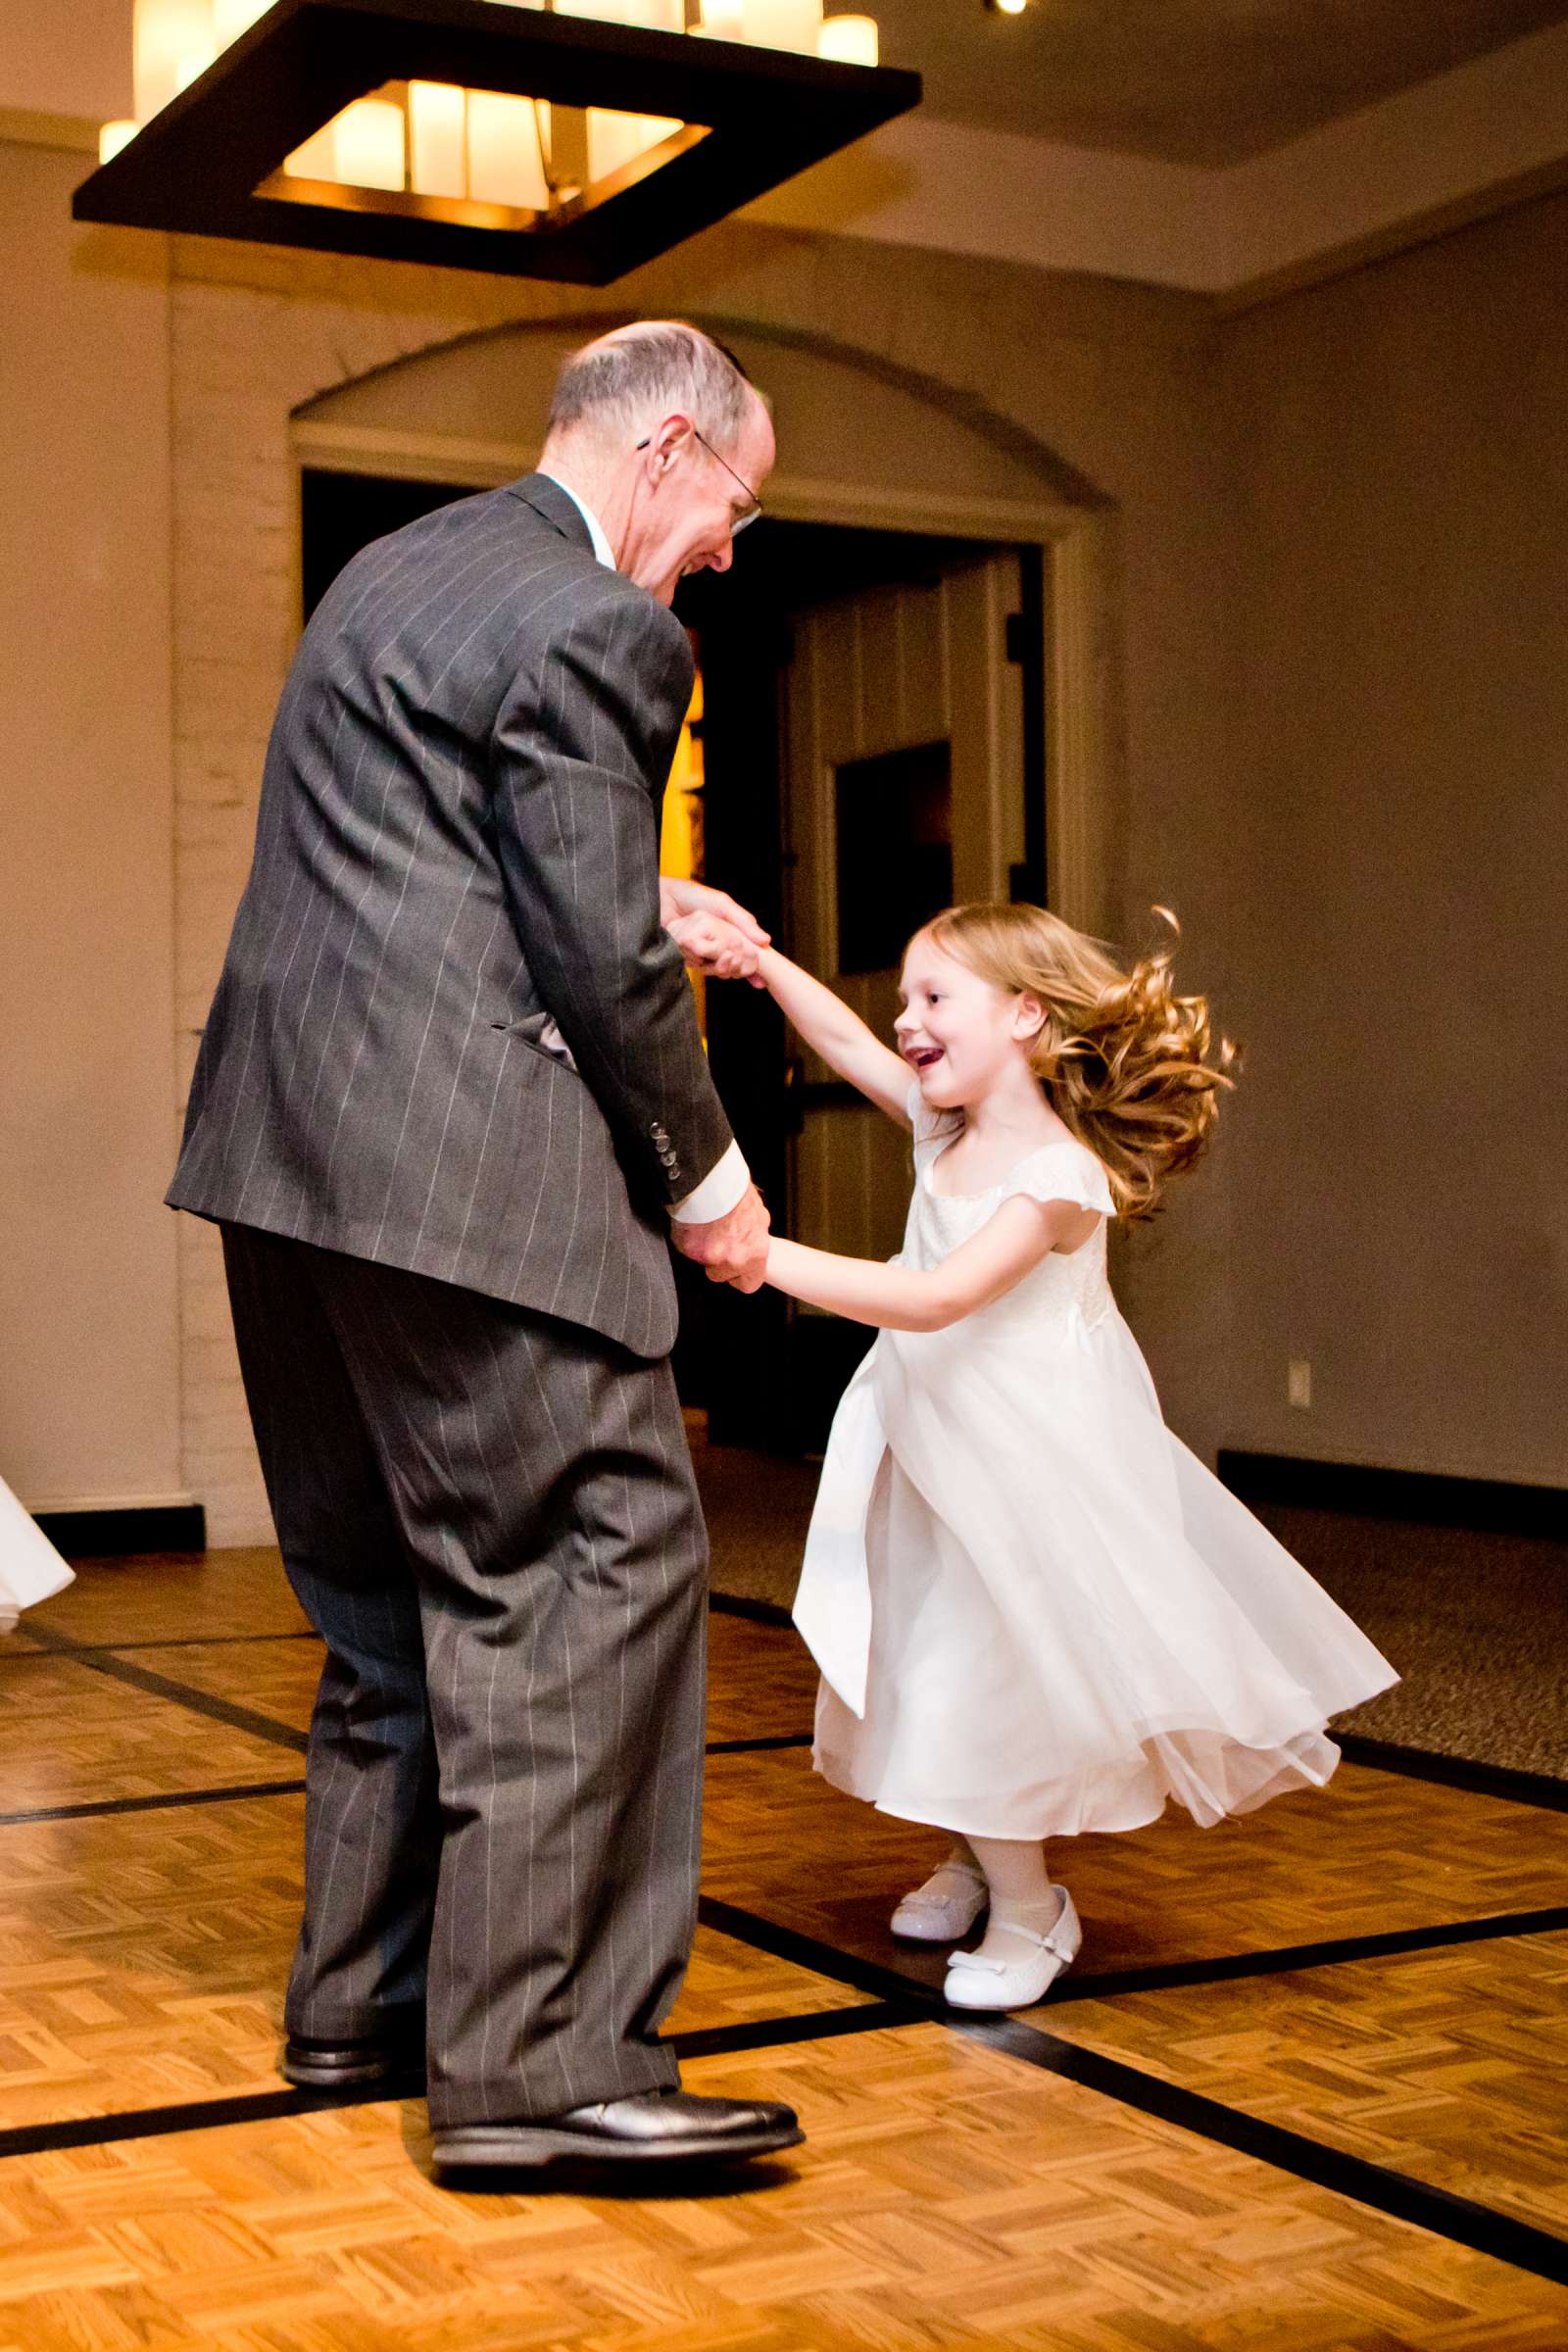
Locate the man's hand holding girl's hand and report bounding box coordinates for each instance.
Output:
[660,877,770,986]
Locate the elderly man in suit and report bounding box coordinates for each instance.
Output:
[169,321,801,2176]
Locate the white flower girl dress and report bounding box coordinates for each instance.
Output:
[795,1097,1396,1840]
[0,1473,74,1634]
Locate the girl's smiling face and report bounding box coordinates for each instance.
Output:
[895,934,1044,1109]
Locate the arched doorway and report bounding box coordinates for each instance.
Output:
[291,317,1116,1446]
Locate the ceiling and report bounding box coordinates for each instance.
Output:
[876,0,1568,165]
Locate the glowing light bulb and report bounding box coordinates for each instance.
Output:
[283,122,337,178]
[466,91,550,210]
[741,0,821,50]
[817,11,876,61]
[410,80,467,199]
[333,96,407,190]
[213,0,270,41]
[99,120,139,163]
[993,0,1027,16]
[132,0,217,120]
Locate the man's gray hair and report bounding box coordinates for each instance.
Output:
[547,320,755,456]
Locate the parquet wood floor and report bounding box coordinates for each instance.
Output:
[0,1658,305,1816]
[1045,1929,1568,2239]
[702,1747,1568,1991]
[24,1552,312,1648]
[0,1790,867,2131]
[4,1551,1567,2350]
[123,1640,322,1738]
[4,2029,1568,2352]
[705,1614,818,1746]
[123,1614,820,1752]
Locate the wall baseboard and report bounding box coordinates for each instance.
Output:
[1218,1451,1565,1540]
[34,1504,207,1558]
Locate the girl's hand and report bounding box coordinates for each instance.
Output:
[665,908,767,984]
[661,877,771,985]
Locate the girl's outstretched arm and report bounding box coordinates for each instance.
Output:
[766,1195,1100,1332]
[756,948,912,1124]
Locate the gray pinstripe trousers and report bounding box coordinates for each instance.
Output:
[221,1223,708,2128]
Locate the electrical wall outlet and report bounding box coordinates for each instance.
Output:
[1287,1358,1312,1410]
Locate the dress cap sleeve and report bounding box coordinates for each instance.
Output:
[1003,1138,1115,1219]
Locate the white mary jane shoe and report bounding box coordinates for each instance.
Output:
[890,1859,988,1943]
[943,1885,1082,2010]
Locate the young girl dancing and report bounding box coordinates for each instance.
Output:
[747,904,1395,2010]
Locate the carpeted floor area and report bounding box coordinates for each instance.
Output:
[692,1440,1568,1782]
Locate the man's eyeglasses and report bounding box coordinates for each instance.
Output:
[636,426,763,535]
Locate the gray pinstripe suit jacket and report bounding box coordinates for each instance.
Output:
[169,473,734,1360]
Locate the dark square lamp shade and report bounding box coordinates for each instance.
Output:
[73,0,921,282]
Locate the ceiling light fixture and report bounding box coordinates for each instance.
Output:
[79,0,919,282]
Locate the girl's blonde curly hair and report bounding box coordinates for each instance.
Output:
[919,902,1237,1220]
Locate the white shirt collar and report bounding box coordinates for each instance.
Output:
[539,471,615,570]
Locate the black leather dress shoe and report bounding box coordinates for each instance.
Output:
[432,2088,804,2173]
[281,2028,425,2089]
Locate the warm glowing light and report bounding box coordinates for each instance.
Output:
[545,0,682,179]
[587,109,682,181]
[174,45,215,90]
[133,0,217,121]
[282,122,337,178]
[333,95,407,188]
[817,11,876,62]
[466,90,550,209]
[554,0,682,24]
[213,0,270,38]
[993,0,1027,16]
[410,80,467,197]
[99,119,139,163]
[740,0,822,52]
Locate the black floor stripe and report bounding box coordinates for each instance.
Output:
[704,1887,1568,2015]
[708,1592,793,1629]
[1051,1902,1568,1999]
[707,1733,814,1756]
[1339,1732,1568,1813]
[44,1631,320,1658]
[701,1894,1568,2284]
[699,1896,946,2011]
[0,2003,911,2165]
[0,1744,815,1835]
[670,1998,914,2061]
[23,1627,309,1755]
[0,1779,307,1830]
[958,2013,1568,2287]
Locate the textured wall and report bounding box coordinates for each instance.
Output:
[0,143,181,1510]
[1219,189,1568,1487]
[160,221,1230,1542]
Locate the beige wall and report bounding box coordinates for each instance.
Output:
[1218,190,1568,1487]
[160,225,1230,1540]
[3,125,1560,1539]
[0,138,182,1510]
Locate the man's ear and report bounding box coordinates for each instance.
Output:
[646,412,696,476]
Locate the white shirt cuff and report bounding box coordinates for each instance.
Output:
[669,1140,750,1224]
